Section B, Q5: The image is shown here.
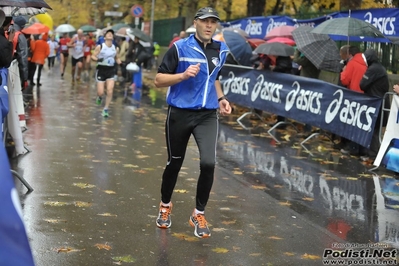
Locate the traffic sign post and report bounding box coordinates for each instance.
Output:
[131,4,144,28]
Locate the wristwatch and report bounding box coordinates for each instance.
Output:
[218,96,228,102]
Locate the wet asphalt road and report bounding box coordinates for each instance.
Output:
[11,62,399,266]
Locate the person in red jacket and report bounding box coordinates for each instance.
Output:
[83,33,95,78]
[339,45,367,93]
[168,31,186,48]
[338,45,368,156]
[31,33,50,86]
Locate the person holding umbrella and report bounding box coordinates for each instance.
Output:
[3,16,29,89]
[339,45,367,93]
[293,49,320,133]
[0,10,13,68]
[359,48,390,161]
[154,7,231,239]
[338,45,368,156]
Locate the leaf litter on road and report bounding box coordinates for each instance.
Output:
[268,236,283,240]
[44,219,67,224]
[74,201,92,208]
[302,253,321,260]
[94,243,112,250]
[172,232,199,242]
[111,255,136,263]
[44,201,69,207]
[73,183,96,189]
[55,247,85,253]
[212,247,229,253]
[97,213,117,217]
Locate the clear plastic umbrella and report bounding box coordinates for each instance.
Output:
[55,24,76,33]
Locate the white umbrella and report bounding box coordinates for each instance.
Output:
[186,25,196,34]
[186,24,222,35]
[55,24,75,33]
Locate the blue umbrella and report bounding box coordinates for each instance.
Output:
[216,30,253,66]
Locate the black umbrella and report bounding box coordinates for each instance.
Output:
[292,26,341,73]
[0,0,51,9]
[310,17,385,38]
[223,27,249,38]
[214,30,253,66]
[128,28,152,43]
[253,42,294,57]
[0,6,46,16]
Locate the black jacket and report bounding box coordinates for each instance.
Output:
[126,41,149,65]
[13,23,29,82]
[360,49,390,126]
[360,49,389,98]
[0,28,13,69]
[273,56,292,74]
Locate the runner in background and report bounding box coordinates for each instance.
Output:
[47,35,59,72]
[68,29,86,83]
[83,33,95,79]
[91,29,121,117]
[58,33,70,79]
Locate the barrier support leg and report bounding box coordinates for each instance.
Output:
[11,169,33,192]
[300,130,334,156]
[236,109,262,130]
[267,121,298,144]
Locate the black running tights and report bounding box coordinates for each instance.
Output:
[161,106,218,212]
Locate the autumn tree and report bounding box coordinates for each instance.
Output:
[340,0,362,10]
[224,0,234,20]
[44,0,394,29]
[247,0,266,16]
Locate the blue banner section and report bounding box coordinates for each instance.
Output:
[222,8,399,41]
[0,143,35,265]
[220,65,382,148]
[0,68,9,120]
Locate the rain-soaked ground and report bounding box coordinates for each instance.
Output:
[10,62,399,266]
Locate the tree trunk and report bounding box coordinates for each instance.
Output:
[224,0,233,21]
[246,0,266,17]
[271,0,281,15]
[207,0,217,8]
[178,0,185,17]
[340,0,362,10]
[185,0,200,29]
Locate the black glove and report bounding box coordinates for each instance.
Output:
[97,58,104,62]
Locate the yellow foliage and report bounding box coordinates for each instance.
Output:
[45,0,395,29]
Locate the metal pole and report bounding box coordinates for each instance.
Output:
[150,0,155,39]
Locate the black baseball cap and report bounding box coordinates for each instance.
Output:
[104,29,114,36]
[194,7,220,21]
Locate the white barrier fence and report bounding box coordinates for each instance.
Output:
[6,60,27,156]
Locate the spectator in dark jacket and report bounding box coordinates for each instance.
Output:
[293,49,320,79]
[273,56,292,74]
[293,49,320,133]
[126,36,148,66]
[2,16,28,89]
[359,48,390,160]
[272,56,292,125]
[0,10,13,69]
